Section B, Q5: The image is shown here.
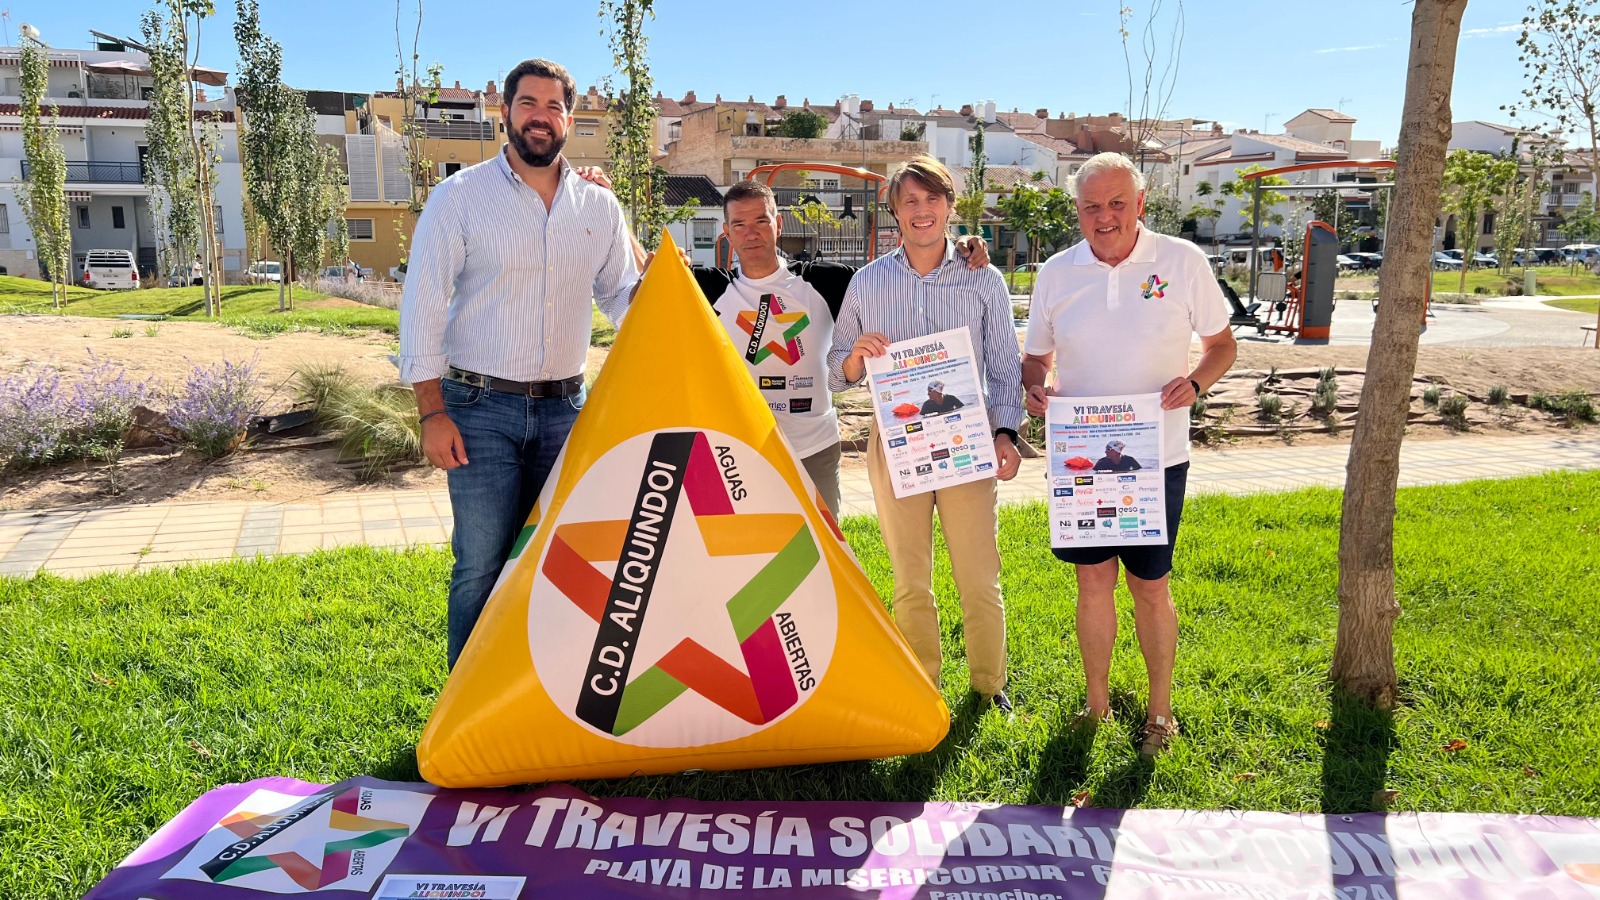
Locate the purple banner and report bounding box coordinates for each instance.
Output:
[85,777,1600,899]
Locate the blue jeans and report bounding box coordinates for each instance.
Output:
[442,378,585,669]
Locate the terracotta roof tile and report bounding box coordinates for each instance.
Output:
[0,103,236,123]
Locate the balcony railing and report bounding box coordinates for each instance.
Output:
[405,119,496,141]
[21,160,144,184]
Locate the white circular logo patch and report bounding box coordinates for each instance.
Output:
[527,430,838,747]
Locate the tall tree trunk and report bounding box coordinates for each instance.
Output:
[1331,0,1466,708]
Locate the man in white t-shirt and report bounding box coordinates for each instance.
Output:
[690,180,988,518]
[1022,152,1237,755]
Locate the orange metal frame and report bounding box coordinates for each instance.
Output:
[1241,160,1397,337]
[730,164,891,267]
[1237,159,1396,182]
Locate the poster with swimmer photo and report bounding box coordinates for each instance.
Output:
[1045,393,1166,548]
[865,327,997,498]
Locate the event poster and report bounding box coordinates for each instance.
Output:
[1046,393,1167,548]
[865,327,998,498]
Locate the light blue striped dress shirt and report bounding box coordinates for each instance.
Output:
[398,149,639,383]
[827,240,1024,431]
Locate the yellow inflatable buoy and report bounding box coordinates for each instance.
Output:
[417,232,949,787]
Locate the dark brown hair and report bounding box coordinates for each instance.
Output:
[504,59,576,112]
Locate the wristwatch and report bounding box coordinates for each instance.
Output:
[1189,378,1202,396]
[993,427,1020,444]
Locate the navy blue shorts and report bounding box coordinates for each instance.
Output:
[1052,461,1189,581]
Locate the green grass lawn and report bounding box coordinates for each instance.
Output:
[3,473,1599,895]
[1547,296,1600,315]
[0,275,400,334]
[1431,267,1600,297]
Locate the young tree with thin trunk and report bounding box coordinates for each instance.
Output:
[1440,149,1517,293]
[1118,0,1185,175]
[15,37,69,306]
[235,0,339,308]
[1332,0,1467,708]
[142,7,200,288]
[1512,0,1600,343]
[957,120,988,235]
[601,0,672,250]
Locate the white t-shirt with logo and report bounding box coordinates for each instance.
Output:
[694,262,853,458]
[1022,226,1229,465]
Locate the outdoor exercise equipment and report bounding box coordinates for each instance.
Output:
[717,164,891,268]
[1240,160,1396,340]
[418,233,949,788]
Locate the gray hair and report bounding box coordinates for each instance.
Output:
[1071,152,1146,195]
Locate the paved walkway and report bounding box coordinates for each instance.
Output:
[3,432,1598,580]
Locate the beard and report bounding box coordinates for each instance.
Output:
[508,120,565,168]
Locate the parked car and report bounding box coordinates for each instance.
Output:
[246,261,283,284]
[1346,252,1383,270]
[1432,251,1462,270]
[81,249,139,290]
[1473,252,1498,268]
[1560,244,1600,265]
[321,264,374,280]
[1336,254,1361,272]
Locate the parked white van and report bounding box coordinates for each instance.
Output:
[81,249,140,290]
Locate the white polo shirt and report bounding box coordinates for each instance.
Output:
[1023,225,1228,465]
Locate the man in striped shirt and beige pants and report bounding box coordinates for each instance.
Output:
[828,156,1025,713]
[399,58,641,669]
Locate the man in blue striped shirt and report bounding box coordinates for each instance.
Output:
[827,156,1024,713]
[399,58,640,669]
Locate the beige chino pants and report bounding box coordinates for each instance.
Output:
[865,425,1007,696]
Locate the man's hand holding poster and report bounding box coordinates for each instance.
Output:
[1046,393,1167,548]
[865,327,998,498]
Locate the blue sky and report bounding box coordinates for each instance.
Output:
[11,0,1548,146]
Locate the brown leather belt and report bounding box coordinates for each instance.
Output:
[445,367,583,398]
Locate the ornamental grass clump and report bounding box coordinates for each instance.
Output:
[168,358,262,458]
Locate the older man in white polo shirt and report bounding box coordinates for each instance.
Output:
[1022,151,1237,755]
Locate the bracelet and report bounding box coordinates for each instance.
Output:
[1189,378,1202,396]
[419,410,448,425]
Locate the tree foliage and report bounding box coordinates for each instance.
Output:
[1308,190,1360,247]
[997,183,1078,272]
[1511,0,1600,197]
[14,38,69,306]
[956,120,987,234]
[788,170,838,259]
[1143,190,1184,236]
[600,0,670,250]
[141,5,204,301]
[1221,164,1289,236]
[773,108,826,139]
[1566,191,1600,242]
[1440,149,1518,292]
[236,0,347,305]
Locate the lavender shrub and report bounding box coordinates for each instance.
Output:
[0,365,78,466]
[167,358,263,458]
[0,357,157,469]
